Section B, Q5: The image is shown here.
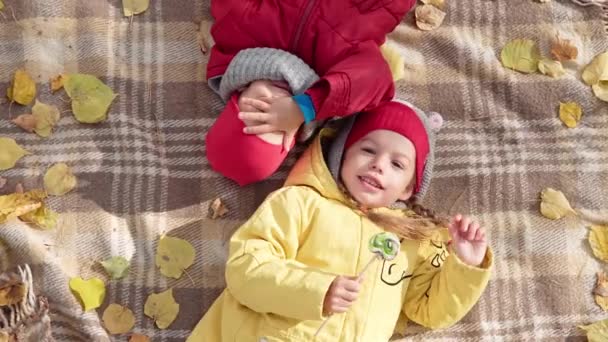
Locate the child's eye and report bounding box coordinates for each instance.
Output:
[392,161,404,169]
[362,147,375,154]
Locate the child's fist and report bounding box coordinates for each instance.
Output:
[448,214,488,267]
[323,275,363,315]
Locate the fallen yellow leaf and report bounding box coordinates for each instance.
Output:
[144,288,179,329]
[0,190,46,224]
[0,137,29,171]
[123,0,150,17]
[12,114,37,133]
[130,334,150,342]
[589,225,608,263]
[551,37,578,62]
[380,43,405,82]
[102,303,135,335]
[44,163,77,196]
[594,271,608,311]
[156,236,195,279]
[415,4,446,31]
[63,74,117,124]
[19,204,58,230]
[50,74,65,92]
[69,277,106,312]
[0,1,4,11]
[579,318,608,342]
[100,256,130,280]
[538,59,565,78]
[583,52,608,86]
[32,100,61,138]
[582,51,608,102]
[559,102,582,128]
[6,69,36,106]
[210,198,228,220]
[501,39,541,74]
[539,188,576,220]
[0,277,26,306]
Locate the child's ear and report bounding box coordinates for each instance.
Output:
[398,182,415,201]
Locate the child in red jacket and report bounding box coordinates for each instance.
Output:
[205,0,416,186]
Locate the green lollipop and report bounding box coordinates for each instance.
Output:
[368,232,400,261]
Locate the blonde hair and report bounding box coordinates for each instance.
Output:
[339,184,447,241]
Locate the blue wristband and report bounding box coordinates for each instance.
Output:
[293,94,316,124]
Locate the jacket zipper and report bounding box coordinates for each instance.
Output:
[290,0,317,52]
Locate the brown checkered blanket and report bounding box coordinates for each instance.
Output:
[0,0,607,341]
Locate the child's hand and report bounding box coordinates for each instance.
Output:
[239,96,304,150]
[323,275,363,315]
[447,214,488,267]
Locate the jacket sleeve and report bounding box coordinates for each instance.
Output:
[305,40,395,121]
[224,187,336,322]
[402,237,493,329]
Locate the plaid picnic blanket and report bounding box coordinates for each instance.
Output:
[0,0,607,341]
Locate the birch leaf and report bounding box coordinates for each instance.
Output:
[0,138,29,171]
[579,318,608,342]
[144,289,179,329]
[12,115,37,133]
[6,69,36,106]
[102,304,135,334]
[69,277,106,312]
[539,188,576,220]
[559,102,582,128]
[100,256,130,280]
[589,225,608,263]
[155,236,195,279]
[501,39,540,74]
[32,100,61,137]
[123,0,150,16]
[63,74,117,124]
[538,59,565,78]
[44,163,77,196]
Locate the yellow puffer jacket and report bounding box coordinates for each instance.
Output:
[188,130,493,342]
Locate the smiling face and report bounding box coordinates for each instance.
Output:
[340,129,417,209]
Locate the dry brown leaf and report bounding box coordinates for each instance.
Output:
[210,198,228,219]
[50,74,65,92]
[415,4,446,31]
[551,36,578,62]
[130,334,150,342]
[594,271,608,295]
[421,0,445,9]
[12,114,37,133]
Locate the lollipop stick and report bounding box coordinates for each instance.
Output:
[357,254,380,281]
[314,254,380,338]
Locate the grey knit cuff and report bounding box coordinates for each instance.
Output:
[208,47,320,102]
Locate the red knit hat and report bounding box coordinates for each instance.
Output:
[344,101,430,193]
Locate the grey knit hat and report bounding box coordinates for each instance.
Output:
[326,100,443,201]
[208,47,324,142]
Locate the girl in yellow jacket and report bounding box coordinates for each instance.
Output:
[189,100,493,341]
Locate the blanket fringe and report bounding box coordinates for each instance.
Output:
[570,0,608,35]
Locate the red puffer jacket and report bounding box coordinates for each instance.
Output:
[208,0,416,120]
